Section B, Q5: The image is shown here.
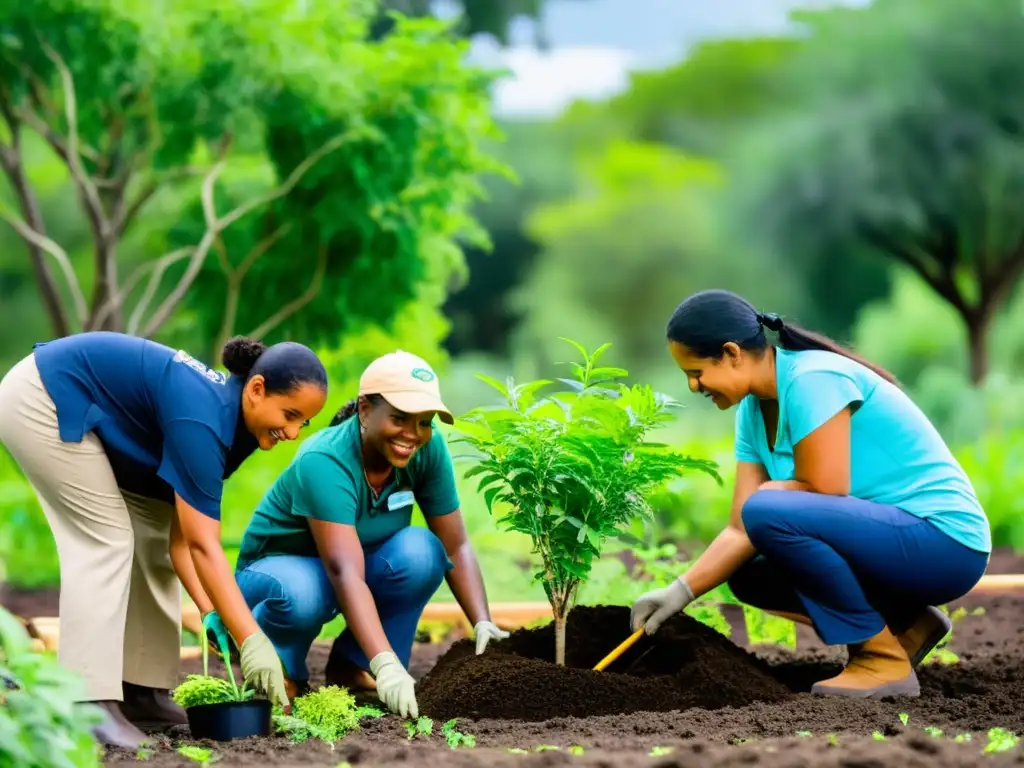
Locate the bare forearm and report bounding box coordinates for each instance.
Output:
[170,541,213,616]
[444,543,490,626]
[761,479,813,492]
[189,543,260,645]
[333,572,393,661]
[680,526,756,599]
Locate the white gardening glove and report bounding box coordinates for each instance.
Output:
[630,576,695,635]
[369,652,418,719]
[474,619,510,654]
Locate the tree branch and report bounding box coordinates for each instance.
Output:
[0,88,72,336]
[213,221,293,354]
[0,202,88,325]
[111,165,206,237]
[236,221,293,281]
[123,248,195,335]
[246,243,329,340]
[38,41,125,329]
[139,132,353,338]
[134,159,225,337]
[856,220,968,315]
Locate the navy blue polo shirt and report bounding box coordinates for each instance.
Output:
[32,332,258,519]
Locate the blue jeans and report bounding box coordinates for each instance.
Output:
[727,490,989,645]
[235,526,452,681]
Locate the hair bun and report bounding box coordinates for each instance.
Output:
[222,336,268,377]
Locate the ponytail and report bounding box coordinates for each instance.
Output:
[330,399,358,427]
[759,312,899,386]
[329,393,384,427]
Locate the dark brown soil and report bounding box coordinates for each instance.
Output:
[6,552,1024,766]
[416,604,791,722]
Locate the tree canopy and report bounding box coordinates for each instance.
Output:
[725,0,1024,382]
[0,0,510,358]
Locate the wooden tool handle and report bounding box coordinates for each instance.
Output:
[593,627,645,671]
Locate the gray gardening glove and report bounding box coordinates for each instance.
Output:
[239,631,289,709]
[370,652,418,719]
[630,576,695,635]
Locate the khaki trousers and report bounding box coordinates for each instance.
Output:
[0,353,181,702]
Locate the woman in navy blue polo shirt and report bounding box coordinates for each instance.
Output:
[0,331,328,749]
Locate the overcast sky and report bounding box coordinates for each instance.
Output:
[437,0,867,117]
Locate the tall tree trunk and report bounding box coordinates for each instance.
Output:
[965,311,990,386]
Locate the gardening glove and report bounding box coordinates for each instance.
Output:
[370,651,418,719]
[474,620,510,654]
[201,611,235,661]
[239,631,289,709]
[630,576,695,636]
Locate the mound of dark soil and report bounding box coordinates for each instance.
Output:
[415,604,792,722]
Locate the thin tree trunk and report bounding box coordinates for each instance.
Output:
[554,613,566,667]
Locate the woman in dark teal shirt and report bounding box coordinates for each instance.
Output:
[231,350,507,717]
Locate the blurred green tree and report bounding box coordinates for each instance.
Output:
[561,36,801,158]
[726,0,1024,383]
[557,33,893,340]
[374,0,585,45]
[512,140,800,378]
[0,0,509,356]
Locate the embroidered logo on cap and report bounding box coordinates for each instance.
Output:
[411,367,435,382]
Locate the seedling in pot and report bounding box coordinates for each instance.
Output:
[171,626,271,742]
[452,338,720,666]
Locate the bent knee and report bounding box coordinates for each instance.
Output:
[240,560,335,631]
[740,490,789,541]
[383,527,449,589]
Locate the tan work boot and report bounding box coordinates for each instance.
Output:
[896,606,951,667]
[811,626,919,699]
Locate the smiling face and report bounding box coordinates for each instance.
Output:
[241,377,327,450]
[360,397,436,469]
[668,340,759,410]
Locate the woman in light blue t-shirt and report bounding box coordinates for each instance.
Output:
[630,289,990,700]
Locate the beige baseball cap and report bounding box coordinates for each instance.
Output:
[359,350,454,425]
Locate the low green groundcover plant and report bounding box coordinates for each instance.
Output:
[0,605,105,768]
[272,686,364,744]
[452,338,721,664]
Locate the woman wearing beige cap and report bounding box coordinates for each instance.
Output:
[225,350,507,718]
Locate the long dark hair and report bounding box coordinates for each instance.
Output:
[665,289,898,385]
[221,336,328,394]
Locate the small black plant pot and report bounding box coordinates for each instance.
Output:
[185,699,273,742]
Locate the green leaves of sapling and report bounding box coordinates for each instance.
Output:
[451,338,721,663]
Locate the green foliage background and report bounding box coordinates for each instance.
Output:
[2,0,1024,639]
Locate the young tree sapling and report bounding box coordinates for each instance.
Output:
[451,339,720,665]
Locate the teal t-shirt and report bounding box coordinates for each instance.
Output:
[236,415,461,570]
[734,347,991,554]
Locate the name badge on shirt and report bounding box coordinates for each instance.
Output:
[388,490,415,511]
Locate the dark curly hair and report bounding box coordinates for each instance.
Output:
[221,336,328,394]
[329,394,384,427]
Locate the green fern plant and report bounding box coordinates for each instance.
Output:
[0,606,105,768]
[451,338,721,664]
